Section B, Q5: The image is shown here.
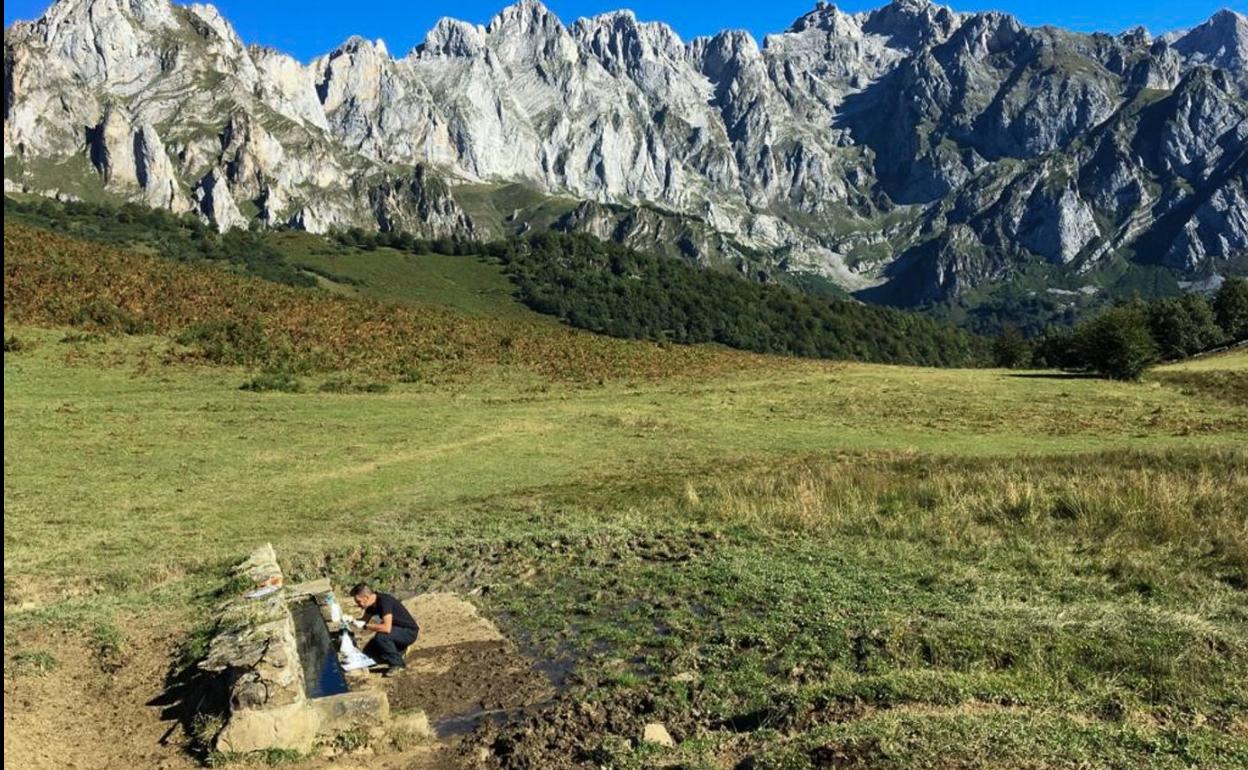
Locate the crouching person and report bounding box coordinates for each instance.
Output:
[350,583,419,677]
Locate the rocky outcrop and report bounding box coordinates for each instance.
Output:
[554,199,753,265]
[369,165,476,237]
[252,45,330,131]
[86,106,189,211]
[1167,176,1248,269]
[194,167,247,231]
[1016,186,1100,265]
[4,0,1247,305]
[87,104,139,189]
[134,122,189,212]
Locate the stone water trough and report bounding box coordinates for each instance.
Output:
[198,544,393,753]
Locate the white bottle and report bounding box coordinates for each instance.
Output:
[326,592,342,624]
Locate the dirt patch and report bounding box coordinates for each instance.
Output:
[391,640,554,734]
[405,592,507,650]
[468,689,660,770]
[4,592,562,770]
[4,621,200,770]
[807,736,886,768]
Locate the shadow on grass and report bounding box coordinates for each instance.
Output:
[1006,372,1100,380]
[146,576,239,760]
[146,640,228,762]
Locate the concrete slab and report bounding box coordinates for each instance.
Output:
[401,593,505,654]
[285,577,333,600]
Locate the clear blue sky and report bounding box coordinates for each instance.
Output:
[5,0,1246,61]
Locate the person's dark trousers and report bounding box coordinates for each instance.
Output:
[365,627,418,668]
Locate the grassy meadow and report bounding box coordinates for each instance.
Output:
[268,230,547,320]
[4,223,1247,768]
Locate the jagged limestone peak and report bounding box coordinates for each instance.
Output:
[418,17,489,58]
[5,0,1246,297]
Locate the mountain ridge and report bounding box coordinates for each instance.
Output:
[5,0,1247,320]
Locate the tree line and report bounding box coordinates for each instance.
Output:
[27,194,1248,377]
[5,196,315,287]
[992,278,1248,379]
[503,232,989,367]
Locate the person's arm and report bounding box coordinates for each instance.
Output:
[366,613,394,634]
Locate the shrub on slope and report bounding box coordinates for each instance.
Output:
[2,224,783,382]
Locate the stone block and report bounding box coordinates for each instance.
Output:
[642,722,674,747]
[388,710,432,741]
[208,547,397,756]
[313,690,390,729]
[216,701,321,754]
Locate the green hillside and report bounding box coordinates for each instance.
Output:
[5,196,987,368]
[268,231,544,322]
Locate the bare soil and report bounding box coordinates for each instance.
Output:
[3,621,200,770]
[391,640,554,732]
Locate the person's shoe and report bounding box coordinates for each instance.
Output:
[382,665,404,679]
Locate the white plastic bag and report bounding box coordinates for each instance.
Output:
[338,631,376,672]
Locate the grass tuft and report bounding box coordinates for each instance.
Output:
[239,368,303,393]
[8,649,58,678]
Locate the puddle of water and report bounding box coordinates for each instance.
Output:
[532,655,577,689]
[291,597,350,698]
[434,707,510,739]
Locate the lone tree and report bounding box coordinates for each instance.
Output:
[1213,277,1248,343]
[1075,305,1157,380]
[992,324,1031,368]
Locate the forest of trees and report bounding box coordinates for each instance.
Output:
[498,232,987,367]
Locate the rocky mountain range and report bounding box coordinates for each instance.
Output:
[5,0,1248,318]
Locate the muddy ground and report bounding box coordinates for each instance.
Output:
[2,593,616,770]
[378,594,562,746]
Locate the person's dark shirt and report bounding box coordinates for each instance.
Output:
[371,592,419,632]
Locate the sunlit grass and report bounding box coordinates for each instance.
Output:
[4,227,1247,769]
